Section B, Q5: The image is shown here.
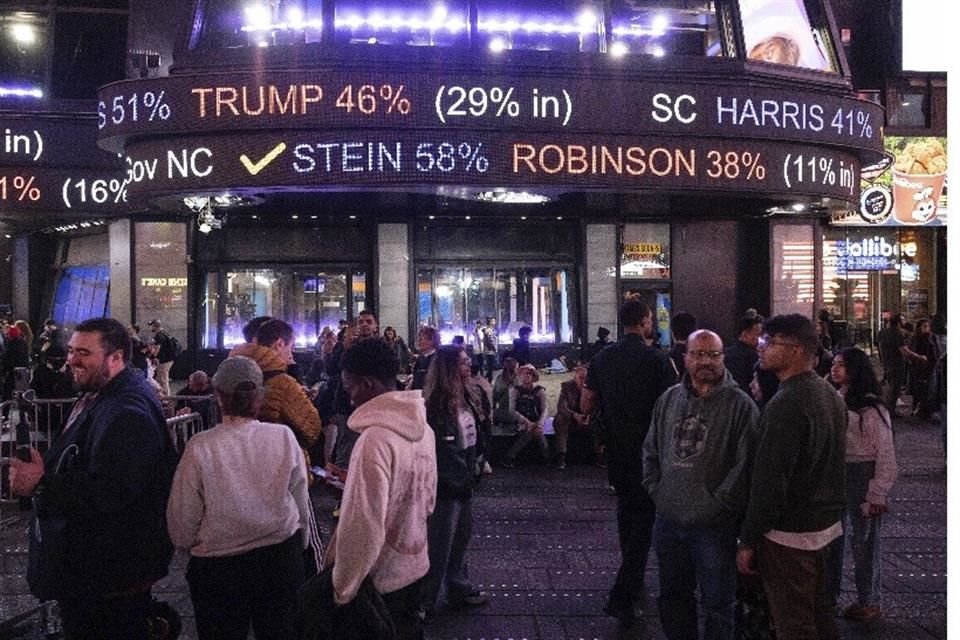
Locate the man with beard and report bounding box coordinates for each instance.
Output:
[642,330,759,639]
[9,318,178,639]
[581,299,677,627]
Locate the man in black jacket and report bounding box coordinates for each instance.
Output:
[10,317,179,639]
[148,318,177,395]
[724,311,764,395]
[582,299,677,627]
[737,314,846,640]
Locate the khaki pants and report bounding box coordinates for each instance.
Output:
[155,360,173,396]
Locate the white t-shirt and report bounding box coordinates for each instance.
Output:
[457,408,478,449]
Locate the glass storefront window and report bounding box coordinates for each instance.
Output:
[352,271,366,316]
[202,272,219,350]
[219,268,357,348]
[136,222,188,346]
[417,266,574,345]
[900,229,936,322]
[0,11,48,93]
[621,223,670,279]
[336,1,468,47]
[739,0,837,72]
[610,1,721,57]
[622,283,672,350]
[52,265,110,328]
[772,223,815,317]
[822,227,899,351]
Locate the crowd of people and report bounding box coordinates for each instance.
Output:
[3,300,942,639]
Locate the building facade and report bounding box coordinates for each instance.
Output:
[0,0,943,372]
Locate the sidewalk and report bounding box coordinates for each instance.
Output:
[0,411,946,639]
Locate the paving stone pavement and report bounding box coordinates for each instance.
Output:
[0,410,947,639]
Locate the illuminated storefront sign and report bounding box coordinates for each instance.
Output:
[623,243,662,258]
[836,135,948,226]
[833,236,898,272]
[141,277,188,287]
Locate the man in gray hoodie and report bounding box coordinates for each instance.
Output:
[642,330,759,640]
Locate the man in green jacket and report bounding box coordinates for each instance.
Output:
[643,330,759,639]
[737,314,846,640]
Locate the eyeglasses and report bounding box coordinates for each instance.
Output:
[757,337,800,350]
[687,350,723,360]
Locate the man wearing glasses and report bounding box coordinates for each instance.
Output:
[642,330,759,639]
[737,314,846,640]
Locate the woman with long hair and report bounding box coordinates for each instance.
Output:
[826,347,898,622]
[420,345,489,619]
[382,325,413,373]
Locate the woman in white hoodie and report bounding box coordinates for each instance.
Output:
[827,347,898,623]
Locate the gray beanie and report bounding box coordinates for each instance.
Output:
[212,356,263,393]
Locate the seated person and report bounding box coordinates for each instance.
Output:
[502,364,549,468]
[553,365,599,469]
[492,357,519,432]
[176,370,218,429]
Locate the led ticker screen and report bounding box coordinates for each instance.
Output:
[0,117,131,214]
[0,167,132,213]
[97,71,885,157]
[1,119,121,169]
[122,131,861,201]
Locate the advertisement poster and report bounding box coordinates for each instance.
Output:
[835,135,948,226]
[739,0,834,71]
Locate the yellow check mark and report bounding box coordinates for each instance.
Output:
[240,142,287,175]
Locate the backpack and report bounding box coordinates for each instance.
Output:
[158,331,182,358]
[168,334,183,358]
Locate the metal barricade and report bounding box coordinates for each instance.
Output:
[0,396,76,507]
[0,399,19,506]
[160,394,219,433]
[166,412,205,454]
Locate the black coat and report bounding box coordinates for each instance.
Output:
[27,366,179,601]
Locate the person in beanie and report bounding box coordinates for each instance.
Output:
[168,356,311,639]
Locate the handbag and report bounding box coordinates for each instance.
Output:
[294,565,396,640]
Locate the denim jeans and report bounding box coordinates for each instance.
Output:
[422,496,475,611]
[826,461,883,608]
[654,514,737,640]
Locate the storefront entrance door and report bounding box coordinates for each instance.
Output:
[621,281,671,349]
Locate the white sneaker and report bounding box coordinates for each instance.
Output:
[482,461,493,475]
